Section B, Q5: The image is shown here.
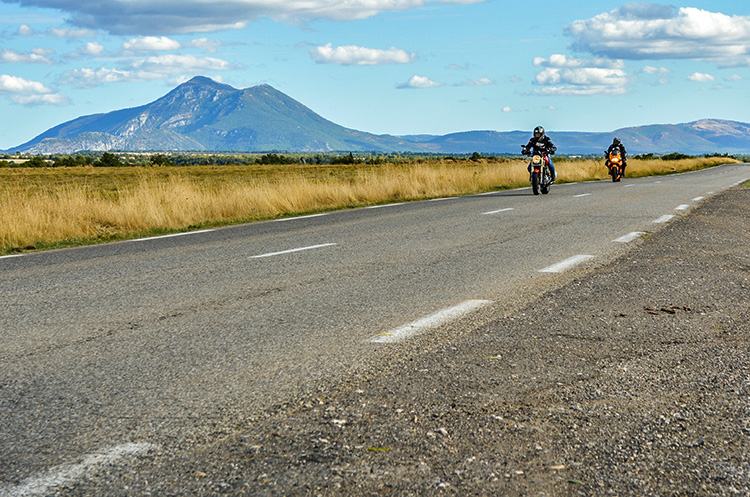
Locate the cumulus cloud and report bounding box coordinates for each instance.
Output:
[397,75,444,89]
[184,37,223,52]
[8,0,485,35]
[642,66,671,74]
[688,72,715,82]
[49,27,97,38]
[533,55,628,96]
[59,54,236,87]
[533,54,623,69]
[131,54,235,73]
[59,68,164,88]
[0,74,68,105]
[0,48,54,65]
[566,4,750,66]
[457,77,493,87]
[123,36,182,52]
[310,44,415,65]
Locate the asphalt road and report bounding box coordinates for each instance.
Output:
[1,163,748,494]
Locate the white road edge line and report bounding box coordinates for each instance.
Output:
[0,254,25,260]
[539,254,595,273]
[692,196,705,202]
[613,232,645,243]
[368,300,491,344]
[676,204,690,211]
[365,203,406,209]
[0,443,157,497]
[129,229,215,242]
[272,213,328,222]
[574,193,592,198]
[483,208,514,215]
[653,214,675,224]
[250,243,337,259]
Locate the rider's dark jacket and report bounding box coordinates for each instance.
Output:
[606,143,627,160]
[523,135,556,156]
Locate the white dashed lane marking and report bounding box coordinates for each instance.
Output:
[613,232,645,243]
[539,255,595,273]
[482,208,514,215]
[653,214,675,224]
[250,243,337,259]
[368,300,491,344]
[0,443,157,497]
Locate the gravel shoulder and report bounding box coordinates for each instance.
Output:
[72,185,750,496]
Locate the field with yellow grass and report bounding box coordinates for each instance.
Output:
[0,156,737,255]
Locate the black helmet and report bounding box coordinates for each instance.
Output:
[534,126,545,138]
[613,137,621,146]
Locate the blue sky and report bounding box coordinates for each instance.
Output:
[0,0,748,150]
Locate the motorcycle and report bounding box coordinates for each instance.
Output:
[522,148,553,195]
[606,150,623,182]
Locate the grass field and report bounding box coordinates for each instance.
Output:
[0,156,738,255]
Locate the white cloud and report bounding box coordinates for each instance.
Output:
[49,27,97,38]
[59,68,164,88]
[11,0,486,35]
[533,54,623,69]
[533,55,628,96]
[123,36,181,52]
[457,77,493,87]
[726,73,742,81]
[310,44,415,65]
[130,55,235,74]
[502,106,512,112]
[566,4,750,66]
[688,72,715,82]
[0,48,53,65]
[60,54,236,88]
[18,24,33,36]
[185,38,223,52]
[0,74,68,105]
[82,42,106,56]
[642,66,671,74]
[397,75,444,89]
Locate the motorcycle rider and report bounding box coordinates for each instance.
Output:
[522,126,557,182]
[606,137,627,175]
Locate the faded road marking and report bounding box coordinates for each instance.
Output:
[369,300,491,344]
[272,213,329,222]
[539,255,595,273]
[653,214,675,224]
[0,443,157,497]
[130,229,214,242]
[483,208,514,215]
[614,232,645,243]
[251,243,337,259]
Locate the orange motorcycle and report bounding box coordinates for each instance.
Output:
[606,150,623,182]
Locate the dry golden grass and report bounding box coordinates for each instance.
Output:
[0,156,737,254]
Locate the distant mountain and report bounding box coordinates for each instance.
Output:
[7,76,415,154]
[6,76,750,155]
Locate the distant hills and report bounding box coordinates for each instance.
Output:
[6,76,750,155]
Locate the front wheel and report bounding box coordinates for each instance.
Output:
[532,172,540,195]
[610,166,621,182]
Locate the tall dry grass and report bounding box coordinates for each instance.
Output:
[0,156,736,253]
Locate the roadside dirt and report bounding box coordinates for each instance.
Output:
[75,186,750,496]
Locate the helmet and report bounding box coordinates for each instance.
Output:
[534,126,545,138]
[613,137,621,146]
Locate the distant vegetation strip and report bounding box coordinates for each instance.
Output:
[0,155,738,255]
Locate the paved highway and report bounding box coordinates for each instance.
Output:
[1,163,748,493]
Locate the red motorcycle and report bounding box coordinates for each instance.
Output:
[523,149,553,195]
